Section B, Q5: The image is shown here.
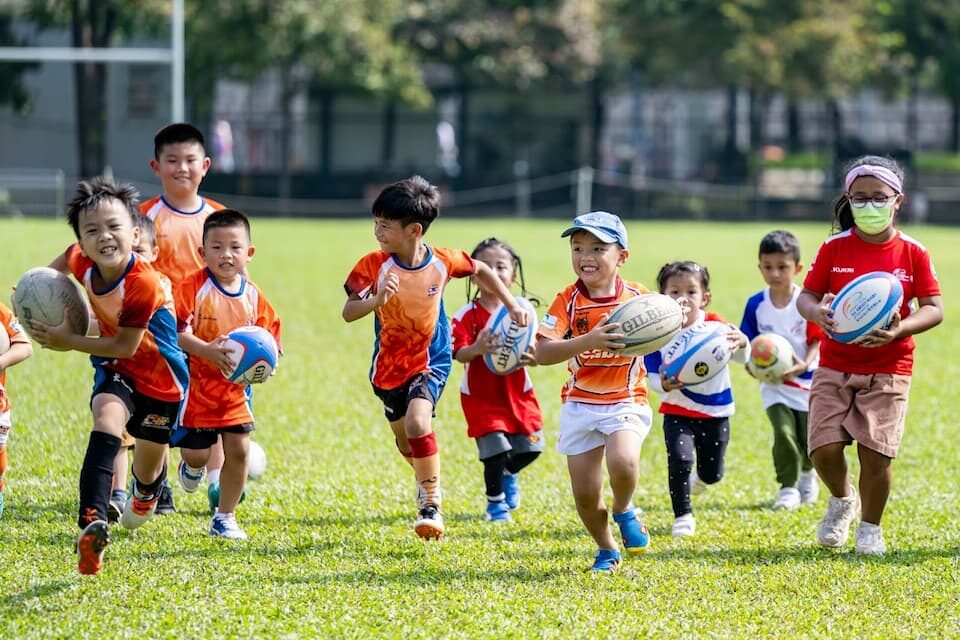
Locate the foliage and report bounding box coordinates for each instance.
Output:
[0,11,39,113]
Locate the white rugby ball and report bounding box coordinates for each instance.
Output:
[12,267,90,340]
[746,333,795,384]
[483,296,538,375]
[605,293,684,356]
[247,440,266,480]
[661,321,732,385]
[829,271,903,344]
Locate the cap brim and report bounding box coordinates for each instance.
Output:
[560,224,618,244]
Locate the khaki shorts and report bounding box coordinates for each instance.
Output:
[808,367,911,458]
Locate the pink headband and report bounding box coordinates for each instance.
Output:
[844,165,903,194]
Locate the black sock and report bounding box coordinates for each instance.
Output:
[482,452,509,498]
[78,432,121,528]
[505,450,540,475]
[132,464,167,498]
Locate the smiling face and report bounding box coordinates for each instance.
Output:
[758,251,801,292]
[472,244,516,294]
[569,230,627,295]
[662,272,710,327]
[149,141,211,202]
[200,224,254,284]
[373,216,420,255]
[77,198,138,272]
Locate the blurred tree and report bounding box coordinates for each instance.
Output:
[0,12,39,114]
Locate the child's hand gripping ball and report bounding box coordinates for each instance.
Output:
[746,333,795,383]
[223,326,279,385]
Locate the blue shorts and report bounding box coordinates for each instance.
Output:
[372,371,446,421]
[92,365,182,445]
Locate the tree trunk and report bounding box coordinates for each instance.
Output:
[72,0,114,179]
[951,96,960,153]
[787,98,801,152]
[278,67,293,212]
[381,101,396,170]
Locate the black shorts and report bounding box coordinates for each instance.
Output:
[372,371,445,421]
[92,366,181,445]
[173,423,255,450]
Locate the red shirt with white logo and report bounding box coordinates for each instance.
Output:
[803,228,940,375]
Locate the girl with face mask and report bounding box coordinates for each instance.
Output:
[796,156,944,556]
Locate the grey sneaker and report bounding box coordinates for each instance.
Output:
[816,489,859,548]
[798,470,820,504]
[772,487,801,511]
[690,471,709,496]
[854,523,886,555]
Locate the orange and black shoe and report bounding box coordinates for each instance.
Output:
[76,519,110,575]
[120,492,159,529]
[414,504,444,540]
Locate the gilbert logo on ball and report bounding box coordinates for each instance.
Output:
[604,293,684,356]
[484,296,538,376]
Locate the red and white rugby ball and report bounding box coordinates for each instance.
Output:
[605,293,684,356]
[746,333,795,384]
[483,296,538,375]
[661,321,732,385]
[829,271,903,344]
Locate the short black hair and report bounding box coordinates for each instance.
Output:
[202,208,251,244]
[371,175,440,234]
[656,260,710,294]
[135,214,157,249]
[154,122,206,159]
[66,177,139,239]
[758,230,801,262]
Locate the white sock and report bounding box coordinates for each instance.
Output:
[207,468,221,485]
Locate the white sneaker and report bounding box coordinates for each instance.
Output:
[177,460,206,493]
[689,471,708,496]
[854,523,886,555]
[672,513,696,538]
[816,489,860,548]
[772,487,801,511]
[209,512,248,540]
[798,470,820,504]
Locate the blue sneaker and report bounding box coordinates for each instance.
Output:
[207,482,246,514]
[613,508,650,554]
[485,500,512,522]
[502,472,520,510]
[590,548,622,572]
[209,512,248,540]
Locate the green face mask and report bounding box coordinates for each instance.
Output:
[852,203,893,235]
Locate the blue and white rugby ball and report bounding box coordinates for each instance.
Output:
[223,326,279,384]
[829,271,903,344]
[483,296,538,376]
[605,293,684,356]
[661,321,732,385]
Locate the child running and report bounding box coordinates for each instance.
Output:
[32,178,188,575]
[343,176,527,540]
[740,230,823,511]
[797,155,942,554]
[0,302,33,519]
[451,238,544,523]
[535,211,652,572]
[643,261,748,538]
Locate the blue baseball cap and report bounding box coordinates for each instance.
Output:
[560,211,628,249]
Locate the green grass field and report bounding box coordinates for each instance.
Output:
[0,217,958,638]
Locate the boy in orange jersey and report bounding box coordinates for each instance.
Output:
[0,302,33,519]
[343,176,528,540]
[535,211,654,572]
[172,209,281,540]
[32,178,189,575]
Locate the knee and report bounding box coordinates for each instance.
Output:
[699,469,723,484]
[404,415,431,438]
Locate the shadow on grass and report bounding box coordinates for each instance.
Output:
[277,564,567,586]
[1,579,72,608]
[648,544,960,565]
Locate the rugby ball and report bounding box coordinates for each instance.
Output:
[483,296,538,375]
[223,326,279,384]
[661,321,732,385]
[12,267,90,340]
[746,333,795,384]
[829,271,903,344]
[247,440,266,480]
[605,293,685,356]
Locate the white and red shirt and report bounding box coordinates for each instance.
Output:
[803,228,940,376]
[451,300,543,438]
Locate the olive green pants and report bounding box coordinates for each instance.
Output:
[765,404,812,488]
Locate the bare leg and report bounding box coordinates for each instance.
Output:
[604,430,642,515]
[810,442,851,498]
[567,446,618,550]
[857,444,892,525]
[218,432,250,513]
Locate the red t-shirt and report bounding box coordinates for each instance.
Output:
[803,228,940,375]
[451,300,543,438]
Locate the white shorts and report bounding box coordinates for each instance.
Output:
[0,410,10,446]
[557,401,652,456]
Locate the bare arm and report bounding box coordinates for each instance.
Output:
[29,320,144,359]
[179,331,235,375]
[0,340,33,373]
[535,322,625,366]
[454,327,497,363]
[862,295,944,347]
[342,272,399,323]
[473,262,528,326]
[48,248,71,274]
[797,288,837,334]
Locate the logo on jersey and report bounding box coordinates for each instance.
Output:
[574,314,590,335]
[892,268,912,282]
[832,267,855,273]
[541,314,557,330]
[427,284,440,297]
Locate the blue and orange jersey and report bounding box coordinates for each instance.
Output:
[65,244,188,403]
[344,246,476,390]
[537,277,651,405]
[0,302,29,415]
[140,195,225,285]
[175,268,281,428]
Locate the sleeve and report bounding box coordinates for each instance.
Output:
[912,246,941,299]
[1,305,28,345]
[344,253,379,298]
[644,351,665,393]
[739,293,762,340]
[436,247,477,280]
[451,304,475,353]
[174,273,199,333]
[256,291,283,354]
[803,241,831,294]
[536,291,571,341]
[64,243,88,280]
[118,271,164,329]
[806,319,825,345]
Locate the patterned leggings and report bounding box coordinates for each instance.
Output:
[664,415,730,517]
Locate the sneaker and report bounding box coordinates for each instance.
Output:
[485,500,512,523]
[76,519,110,575]
[502,472,520,510]
[155,480,176,515]
[854,523,886,555]
[772,487,801,511]
[414,504,444,540]
[207,482,246,514]
[798,470,820,504]
[120,491,159,529]
[107,490,127,524]
[690,471,709,495]
[209,513,248,540]
[613,508,650,554]
[672,513,696,538]
[178,460,205,493]
[816,489,860,548]
[590,548,622,572]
